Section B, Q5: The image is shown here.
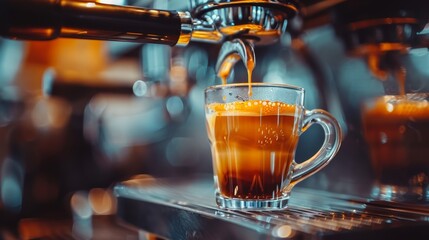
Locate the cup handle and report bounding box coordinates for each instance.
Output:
[291,109,342,185]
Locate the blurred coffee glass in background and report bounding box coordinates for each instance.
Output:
[362,93,429,202]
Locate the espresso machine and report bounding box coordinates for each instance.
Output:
[2,0,429,239]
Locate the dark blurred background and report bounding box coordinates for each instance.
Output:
[1,0,429,239]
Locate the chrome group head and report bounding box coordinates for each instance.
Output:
[187,0,299,45]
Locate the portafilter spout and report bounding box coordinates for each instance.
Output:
[216,38,255,84]
[0,0,300,46]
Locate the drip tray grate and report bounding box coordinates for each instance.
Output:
[114,176,429,240]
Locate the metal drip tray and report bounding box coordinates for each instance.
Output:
[114,175,429,240]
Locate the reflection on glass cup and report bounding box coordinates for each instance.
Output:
[205,83,342,210]
[362,93,429,202]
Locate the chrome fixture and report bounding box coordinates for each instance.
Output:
[215,38,255,82]
[0,0,300,46]
[190,0,299,45]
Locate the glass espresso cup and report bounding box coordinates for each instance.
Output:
[205,83,342,210]
[362,93,429,202]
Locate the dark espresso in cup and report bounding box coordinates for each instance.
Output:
[206,100,300,199]
[362,95,429,189]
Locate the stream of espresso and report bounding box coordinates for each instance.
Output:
[219,42,255,97]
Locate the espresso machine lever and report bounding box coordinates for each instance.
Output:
[0,0,300,46]
[0,0,193,46]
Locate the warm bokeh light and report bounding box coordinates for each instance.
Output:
[274,225,294,238]
[89,188,116,215]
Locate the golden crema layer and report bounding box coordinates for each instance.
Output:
[207,100,297,115]
[364,96,429,119]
